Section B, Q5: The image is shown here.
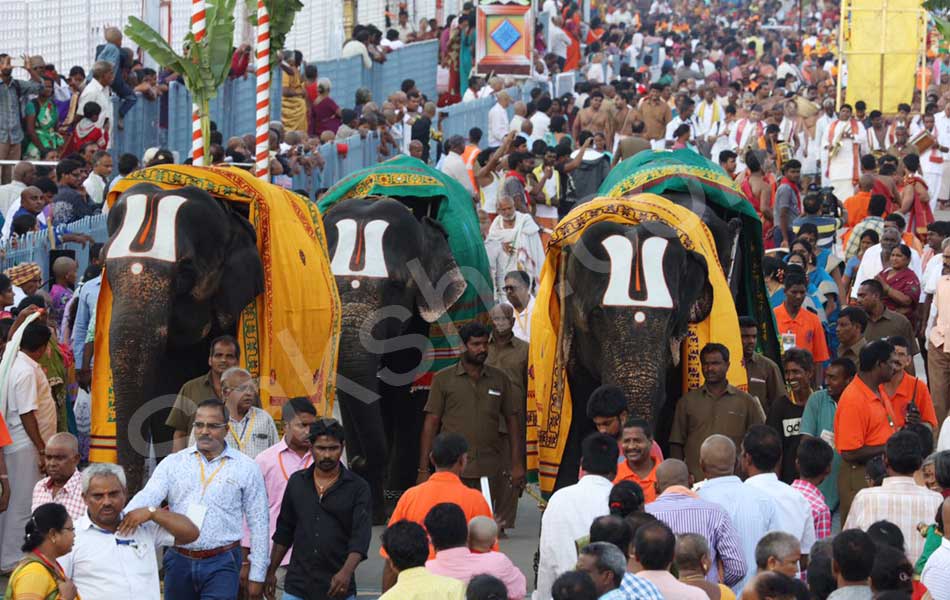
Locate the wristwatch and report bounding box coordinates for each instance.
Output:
[148,506,157,517]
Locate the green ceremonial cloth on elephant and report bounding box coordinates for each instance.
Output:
[597,150,781,362]
[318,155,492,389]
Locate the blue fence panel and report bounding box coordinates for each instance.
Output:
[166,83,194,162]
[1,214,110,283]
[314,56,365,117]
[112,94,162,164]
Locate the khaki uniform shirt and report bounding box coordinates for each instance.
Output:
[486,335,529,406]
[744,353,785,418]
[670,383,766,481]
[838,338,867,369]
[424,361,516,478]
[864,309,919,353]
[165,372,219,432]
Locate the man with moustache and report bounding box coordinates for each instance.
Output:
[418,322,524,511]
[31,433,85,520]
[242,398,317,599]
[59,463,199,600]
[125,399,270,600]
[266,418,372,600]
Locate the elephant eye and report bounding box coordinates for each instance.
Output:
[600,235,673,309]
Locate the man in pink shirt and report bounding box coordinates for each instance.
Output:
[424,504,526,599]
[241,397,317,594]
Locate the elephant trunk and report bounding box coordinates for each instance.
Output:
[335,304,388,521]
[600,338,673,424]
[106,263,174,494]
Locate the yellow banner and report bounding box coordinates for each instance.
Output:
[843,0,924,113]
[90,166,341,463]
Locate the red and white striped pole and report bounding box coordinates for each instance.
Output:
[254,0,270,180]
[190,0,207,166]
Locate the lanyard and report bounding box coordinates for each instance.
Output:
[278,450,312,481]
[228,411,256,451]
[196,454,228,498]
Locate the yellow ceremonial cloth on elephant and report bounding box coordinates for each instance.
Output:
[526,195,746,495]
[90,165,341,463]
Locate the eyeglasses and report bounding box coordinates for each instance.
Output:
[193,421,227,431]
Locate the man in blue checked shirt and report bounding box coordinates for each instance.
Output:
[124,398,270,600]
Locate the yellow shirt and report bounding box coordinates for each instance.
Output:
[7,560,72,600]
[378,567,465,600]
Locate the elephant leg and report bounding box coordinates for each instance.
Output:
[386,388,427,500]
[338,393,388,524]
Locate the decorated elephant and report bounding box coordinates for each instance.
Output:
[101,183,264,491]
[318,156,492,521]
[528,195,751,494]
[323,198,466,520]
[93,165,341,493]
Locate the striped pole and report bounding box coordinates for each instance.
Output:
[254,0,270,180]
[191,0,207,166]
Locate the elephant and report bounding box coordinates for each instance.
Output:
[553,219,714,491]
[324,198,466,522]
[104,183,264,492]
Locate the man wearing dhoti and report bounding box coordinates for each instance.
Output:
[824,104,867,202]
[731,105,766,173]
[918,112,949,213]
[485,195,545,303]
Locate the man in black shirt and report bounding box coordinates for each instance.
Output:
[266,418,372,600]
[766,348,814,483]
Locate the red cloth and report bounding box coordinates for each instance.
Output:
[564,31,582,72]
[310,97,341,137]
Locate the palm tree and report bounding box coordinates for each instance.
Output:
[124,0,238,162]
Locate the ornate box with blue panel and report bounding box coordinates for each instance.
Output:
[475,0,534,76]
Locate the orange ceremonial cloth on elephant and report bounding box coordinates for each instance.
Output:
[526,195,746,495]
[89,165,341,463]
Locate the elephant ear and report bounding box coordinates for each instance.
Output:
[412,216,467,323]
[682,250,714,324]
[213,210,264,322]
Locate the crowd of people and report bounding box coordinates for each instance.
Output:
[1,0,950,598]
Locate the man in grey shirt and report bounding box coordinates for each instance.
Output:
[773,159,802,248]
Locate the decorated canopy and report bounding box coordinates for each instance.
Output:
[91,165,342,462]
[597,150,780,361]
[318,155,492,388]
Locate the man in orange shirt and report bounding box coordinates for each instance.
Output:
[844,175,874,229]
[773,267,830,382]
[614,418,659,503]
[381,432,493,591]
[881,336,937,429]
[833,340,898,523]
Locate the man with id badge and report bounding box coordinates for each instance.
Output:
[418,322,524,515]
[125,398,270,600]
[58,463,199,599]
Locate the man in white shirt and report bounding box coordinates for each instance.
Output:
[440,136,475,197]
[82,151,112,206]
[395,10,415,42]
[740,425,816,568]
[509,102,528,134]
[0,320,57,572]
[341,30,373,69]
[504,271,535,342]
[488,92,512,146]
[0,161,34,216]
[58,463,199,600]
[542,0,559,14]
[77,61,115,145]
[547,18,571,70]
[381,29,406,51]
[850,226,923,299]
[534,433,617,600]
[845,429,943,563]
[530,97,552,141]
[665,97,698,147]
[921,498,950,598]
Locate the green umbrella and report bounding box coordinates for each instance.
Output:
[319,155,492,387]
[598,149,780,361]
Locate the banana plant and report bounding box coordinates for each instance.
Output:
[245,0,304,67]
[925,0,950,44]
[124,0,238,161]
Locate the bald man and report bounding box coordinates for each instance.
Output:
[486,303,528,534]
[468,515,498,553]
[697,435,778,594]
[31,432,86,520]
[645,459,746,587]
[675,533,731,600]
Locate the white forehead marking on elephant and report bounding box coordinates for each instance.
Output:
[635,311,645,323]
[351,279,360,289]
[130,262,143,275]
[600,235,674,309]
[107,193,187,263]
[330,218,390,278]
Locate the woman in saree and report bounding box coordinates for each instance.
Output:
[5,504,77,600]
[24,78,64,160]
[310,78,342,137]
[443,20,462,97]
[876,244,922,331]
[440,15,457,56]
[459,16,475,93]
[280,50,308,133]
[900,153,934,240]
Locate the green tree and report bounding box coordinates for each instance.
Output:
[245,0,304,68]
[124,0,237,162]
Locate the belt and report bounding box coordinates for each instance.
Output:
[173,541,240,559]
